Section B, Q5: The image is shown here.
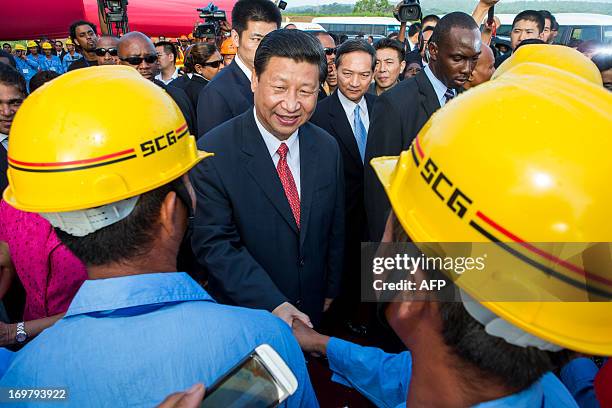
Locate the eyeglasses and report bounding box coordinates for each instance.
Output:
[202,59,224,68]
[120,54,158,65]
[323,47,337,56]
[94,47,118,57]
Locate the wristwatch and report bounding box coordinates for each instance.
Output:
[15,322,28,344]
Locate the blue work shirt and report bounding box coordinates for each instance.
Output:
[26,54,44,70]
[40,55,65,74]
[62,52,82,72]
[1,272,318,407]
[327,337,579,408]
[15,57,38,86]
[560,358,601,408]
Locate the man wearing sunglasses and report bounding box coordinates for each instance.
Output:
[118,32,197,137]
[94,36,119,66]
[314,32,338,100]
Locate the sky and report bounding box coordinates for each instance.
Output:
[287,0,611,5]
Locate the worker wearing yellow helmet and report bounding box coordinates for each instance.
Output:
[40,42,65,74]
[25,40,44,71]
[291,52,612,407]
[219,37,236,67]
[62,38,83,72]
[13,43,39,87]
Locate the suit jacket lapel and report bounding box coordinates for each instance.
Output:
[329,91,362,167]
[415,70,441,117]
[229,61,254,104]
[298,125,318,248]
[241,110,298,234]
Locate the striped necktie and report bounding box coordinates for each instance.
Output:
[353,104,367,162]
[444,88,455,104]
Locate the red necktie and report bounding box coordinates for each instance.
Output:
[277,143,300,229]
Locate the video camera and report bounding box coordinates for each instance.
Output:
[394,0,422,23]
[194,2,226,39]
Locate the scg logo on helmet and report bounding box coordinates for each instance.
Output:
[420,157,473,219]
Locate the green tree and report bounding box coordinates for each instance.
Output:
[354,0,393,14]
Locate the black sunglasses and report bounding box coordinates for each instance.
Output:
[120,54,158,65]
[323,47,336,56]
[94,47,118,57]
[202,59,223,68]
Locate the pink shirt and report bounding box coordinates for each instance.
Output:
[0,200,88,321]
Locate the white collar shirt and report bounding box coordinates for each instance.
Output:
[253,108,301,198]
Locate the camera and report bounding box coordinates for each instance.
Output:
[395,0,422,23]
[195,2,226,38]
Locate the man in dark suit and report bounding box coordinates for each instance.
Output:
[196,0,281,136]
[365,12,481,242]
[117,32,197,137]
[310,39,376,328]
[0,64,26,194]
[191,30,344,328]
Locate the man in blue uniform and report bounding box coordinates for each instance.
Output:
[40,42,65,74]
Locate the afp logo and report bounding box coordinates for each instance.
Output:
[419,157,473,219]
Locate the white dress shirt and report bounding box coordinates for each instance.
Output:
[337,90,370,136]
[155,68,179,85]
[253,109,301,198]
[424,65,456,107]
[0,133,7,151]
[235,55,253,83]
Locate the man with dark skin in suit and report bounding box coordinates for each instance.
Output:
[365,12,481,242]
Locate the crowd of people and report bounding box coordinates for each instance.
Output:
[0,0,611,406]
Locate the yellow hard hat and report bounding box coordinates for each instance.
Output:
[371,64,612,355]
[65,38,74,46]
[179,35,189,41]
[27,40,37,48]
[14,44,26,51]
[220,38,237,55]
[42,42,53,50]
[494,44,602,86]
[4,66,212,213]
[188,33,194,40]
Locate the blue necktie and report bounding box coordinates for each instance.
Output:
[353,104,367,163]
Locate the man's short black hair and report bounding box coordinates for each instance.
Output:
[232,0,282,37]
[0,63,26,96]
[375,38,405,62]
[422,14,440,26]
[538,10,556,26]
[0,51,16,69]
[2,43,10,48]
[69,20,98,41]
[592,52,612,73]
[512,10,545,33]
[408,22,422,38]
[515,38,546,51]
[254,29,327,83]
[335,39,377,71]
[430,12,479,48]
[438,302,555,391]
[155,41,177,63]
[29,70,60,93]
[56,183,174,266]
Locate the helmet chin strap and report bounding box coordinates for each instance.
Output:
[40,196,139,237]
[459,289,562,352]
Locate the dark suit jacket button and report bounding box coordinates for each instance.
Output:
[299,258,305,267]
[296,300,303,308]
